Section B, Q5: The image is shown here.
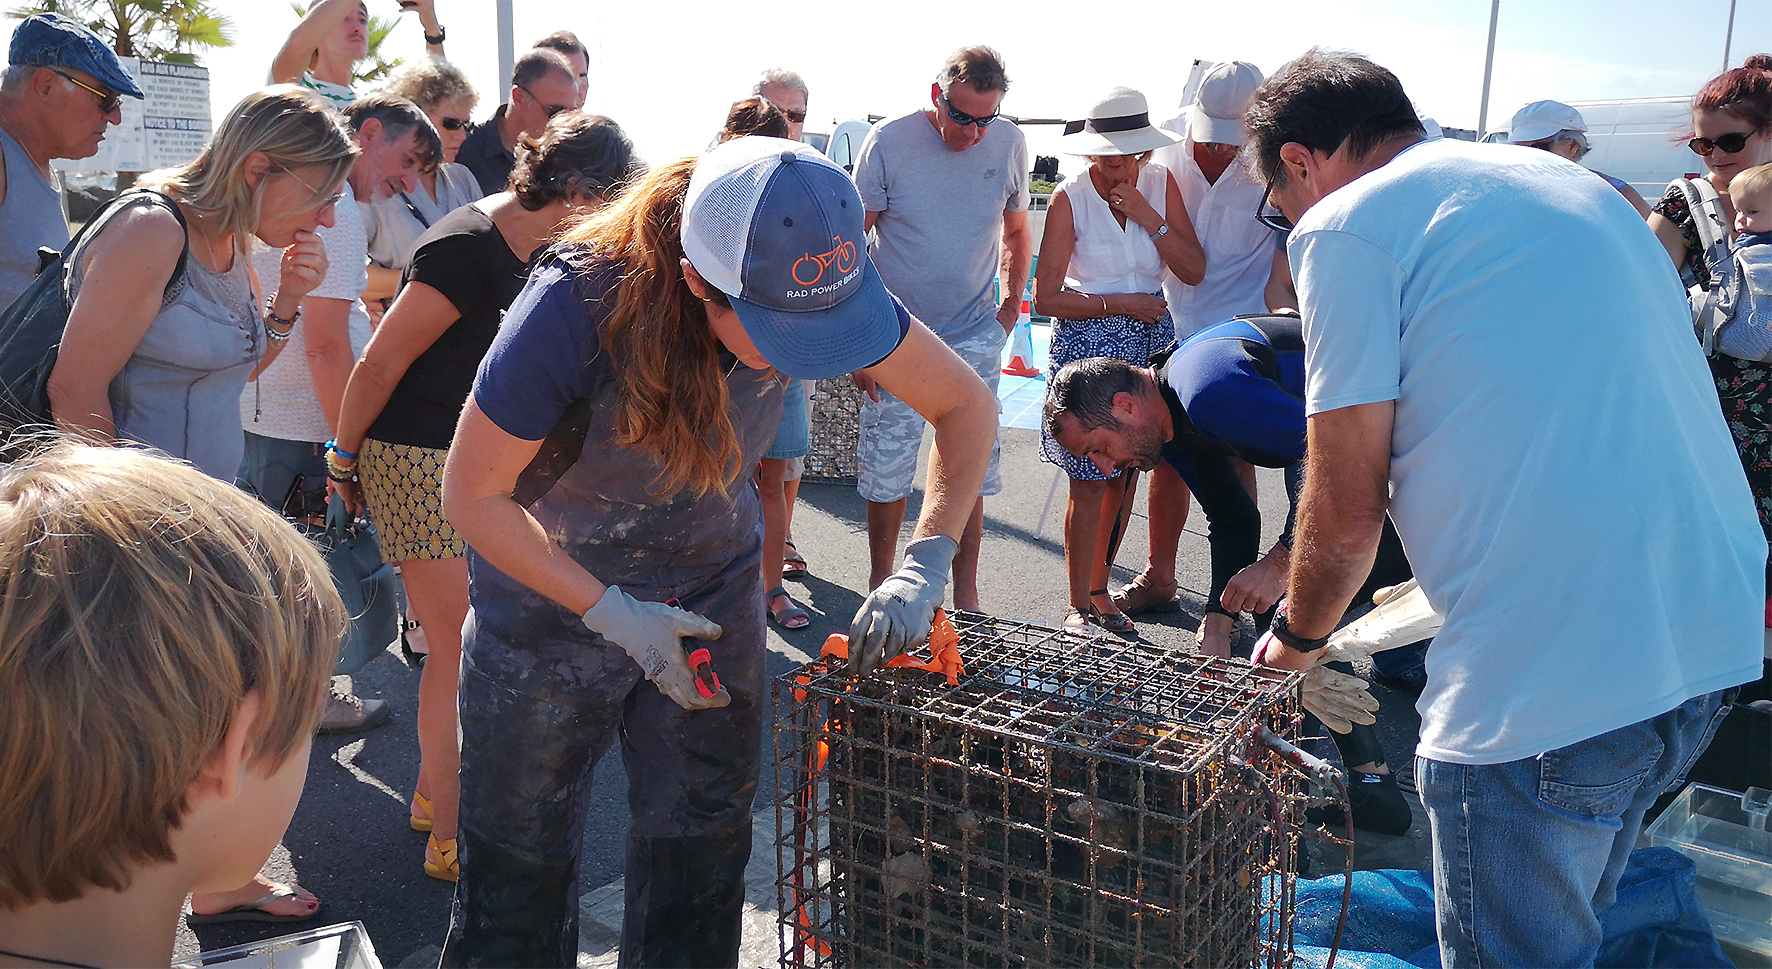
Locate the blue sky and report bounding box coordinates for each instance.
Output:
[4,0,1765,175]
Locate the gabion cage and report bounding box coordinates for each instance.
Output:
[803,377,864,484]
[774,612,1304,969]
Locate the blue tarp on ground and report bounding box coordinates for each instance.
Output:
[1271,847,1732,968]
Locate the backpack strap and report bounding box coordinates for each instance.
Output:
[61,189,190,305]
[1673,177,1732,352]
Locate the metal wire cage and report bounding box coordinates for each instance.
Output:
[803,377,864,484]
[774,612,1305,969]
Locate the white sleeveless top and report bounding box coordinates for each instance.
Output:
[1057,161,1170,295]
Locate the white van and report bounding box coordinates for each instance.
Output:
[802,119,874,173]
[1486,96,1702,198]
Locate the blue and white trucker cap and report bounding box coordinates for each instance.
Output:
[683,137,905,380]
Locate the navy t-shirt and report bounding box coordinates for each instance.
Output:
[1158,315,1307,467]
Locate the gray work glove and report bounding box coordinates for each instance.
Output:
[582,586,730,710]
[1300,665,1381,734]
[849,534,958,673]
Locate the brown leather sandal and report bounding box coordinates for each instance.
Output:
[1111,571,1181,615]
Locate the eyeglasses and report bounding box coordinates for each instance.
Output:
[1689,129,1764,156]
[783,109,807,124]
[435,116,473,132]
[517,84,570,119]
[1255,181,1294,233]
[277,167,347,209]
[51,69,121,115]
[940,94,999,128]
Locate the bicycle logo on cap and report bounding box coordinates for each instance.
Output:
[791,236,857,287]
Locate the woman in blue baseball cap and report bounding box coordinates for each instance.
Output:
[437,137,997,967]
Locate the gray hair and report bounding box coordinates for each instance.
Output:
[512,46,573,90]
[937,45,1010,96]
[342,92,441,169]
[383,57,478,115]
[753,68,809,100]
[1042,357,1149,440]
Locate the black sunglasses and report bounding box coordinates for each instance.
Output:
[783,109,807,124]
[517,84,570,119]
[941,94,999,128]
[1689,129,1764,156]
[52,69,121,114]
[1256,181,1294,233]
[436,115,473,132]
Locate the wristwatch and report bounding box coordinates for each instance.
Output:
[1269,606,1329,653]
[424,25,446,44]
[1149,223,1170,241]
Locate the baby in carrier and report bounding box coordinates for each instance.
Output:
[1701,163,1772,361]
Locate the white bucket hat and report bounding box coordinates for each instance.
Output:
[1508,100,1587,144]
[1189,61,1264,145]
[1060,87,1180,156]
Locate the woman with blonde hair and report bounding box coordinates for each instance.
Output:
[44,85,350,483]
[438,136,999,967]
[364,56,485,313]
[329,111,637,882]
[41,85,351,926]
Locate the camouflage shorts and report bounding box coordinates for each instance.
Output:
[857,325,1005,503]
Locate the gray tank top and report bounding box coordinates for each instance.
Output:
[67,195,261,480]
[0,125,70,309]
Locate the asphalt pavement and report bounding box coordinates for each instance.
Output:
[171,423,1432,968]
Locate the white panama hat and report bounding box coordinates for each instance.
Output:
[1060,87,1181,156]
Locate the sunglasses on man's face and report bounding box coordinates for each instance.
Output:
[435,116,473,132]
[52,69,121,115]
[1256,180,1294,233]
[1689,129,1763,156]
[941,94,999,128]
[783,109,807,124]
[518,85,570,119]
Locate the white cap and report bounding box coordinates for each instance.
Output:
[1189,61,1264,146]
[1507,100,1586,144]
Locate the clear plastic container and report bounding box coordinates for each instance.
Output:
[1644,783,1772,958]
[172,920,380,969]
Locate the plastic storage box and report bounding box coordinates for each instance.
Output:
[1644,783,1772,959]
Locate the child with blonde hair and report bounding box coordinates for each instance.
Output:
[0,443,344,968]
[1699,162,1772,359]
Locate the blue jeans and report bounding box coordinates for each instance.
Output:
[1416,690,1733,968]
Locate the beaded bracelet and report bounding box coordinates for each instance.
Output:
[264,295,298,343]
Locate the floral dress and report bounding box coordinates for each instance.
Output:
[1656,183,1772,587]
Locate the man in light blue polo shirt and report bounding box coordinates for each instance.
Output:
[1244,50,1764,968]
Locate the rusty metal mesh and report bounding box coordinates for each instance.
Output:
[774,612,1303,969]
[803,377,863,484]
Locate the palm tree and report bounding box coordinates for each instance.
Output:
[5,0,232,64]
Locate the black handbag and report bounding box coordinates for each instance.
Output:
[0,189,188,438]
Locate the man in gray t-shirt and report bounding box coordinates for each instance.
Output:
[851,45,1032,611]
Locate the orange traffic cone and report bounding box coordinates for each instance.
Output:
[1002,301,1040,376]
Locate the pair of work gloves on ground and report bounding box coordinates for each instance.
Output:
[579,535,959,711]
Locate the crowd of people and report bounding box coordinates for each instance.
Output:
[0,4,1768,968]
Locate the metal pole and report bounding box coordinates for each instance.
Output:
[496,0,515,105]
[1724,0,1739,70]
[1476,0,1500,140]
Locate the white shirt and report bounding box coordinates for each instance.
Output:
[240,182,373,443]
[1055,162,1169,296]
[1294,138,1764,765]
[1151,117,1278,340]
